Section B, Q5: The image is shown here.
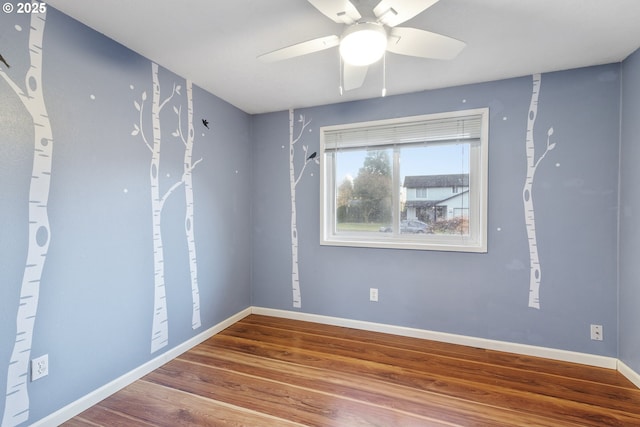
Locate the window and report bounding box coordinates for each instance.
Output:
[320,108,488,252]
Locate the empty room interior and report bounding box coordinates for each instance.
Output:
[2,0,640,425]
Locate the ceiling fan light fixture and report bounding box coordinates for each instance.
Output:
[339,22,387,66]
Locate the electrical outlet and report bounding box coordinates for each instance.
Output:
[590,324,603,341]
[369,288,378,302]
[31,354,48,381]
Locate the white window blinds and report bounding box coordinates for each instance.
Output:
[323,111,483,151]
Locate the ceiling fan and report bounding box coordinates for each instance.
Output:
[258,0,466,94]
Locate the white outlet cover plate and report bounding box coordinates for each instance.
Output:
[31,354,49,381]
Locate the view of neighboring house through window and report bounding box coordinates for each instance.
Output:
[404,173,469,229]
[320,108,488,252]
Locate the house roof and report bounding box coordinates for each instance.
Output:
[405,190,470,208]
[403,174,469,189]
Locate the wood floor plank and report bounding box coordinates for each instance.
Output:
[234,317,638,395]
[240,315,635,388]
[201,331,640,426]
[64,315,640,427]
[92,380,308,427]
[218,322,640,415]
[177,345,581,427]
[146,359,451,426]
[63,405,157,427]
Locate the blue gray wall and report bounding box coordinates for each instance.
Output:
[620,48,640,374]
[252,65,621,357]
[1,7,252,425]
[1,4,638,426]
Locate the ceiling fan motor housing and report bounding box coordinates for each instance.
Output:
[339,22,388,66]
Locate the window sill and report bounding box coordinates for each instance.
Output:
[320,232,487,253]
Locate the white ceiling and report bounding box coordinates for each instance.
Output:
[46,0,640,114]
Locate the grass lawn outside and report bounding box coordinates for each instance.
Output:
[337,222,386,232]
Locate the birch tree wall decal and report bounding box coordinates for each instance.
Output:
[1,11,53,427]
[523,73,556,309]
[288,109,318,308]
[172,80,203,330]
[132,62,184,353]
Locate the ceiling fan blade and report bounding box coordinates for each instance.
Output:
[387,27,465,60]
[308,0,362,25]
[374,0,439,27]
[343,62,369,91]
[258,35,340,63]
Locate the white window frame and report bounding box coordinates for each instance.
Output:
[320,108,488,253]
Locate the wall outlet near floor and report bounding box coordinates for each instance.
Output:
[31,354,49,381]
[590,324,603,341]
[369,288,379,302]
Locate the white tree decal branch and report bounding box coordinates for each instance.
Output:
[2,11,53,427]
[159,82,178,112]
[132,62,186,352]
[158,180,185,210]
[132,92,152,152]
[288,109,318,308]
[523,73,556,309]
[173,81,202,329]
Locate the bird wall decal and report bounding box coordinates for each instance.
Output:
[202,119,209,129]
[0,53,10,68]
[307,151,317,161]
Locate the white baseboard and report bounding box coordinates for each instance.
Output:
[32,307,252,427]
[618,360,640,389]
[251,307,619,370]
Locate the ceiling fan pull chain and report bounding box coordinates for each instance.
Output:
[339,53,344,95]
[382,52,387,97]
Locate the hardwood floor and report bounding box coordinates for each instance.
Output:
[64,314,640,426]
